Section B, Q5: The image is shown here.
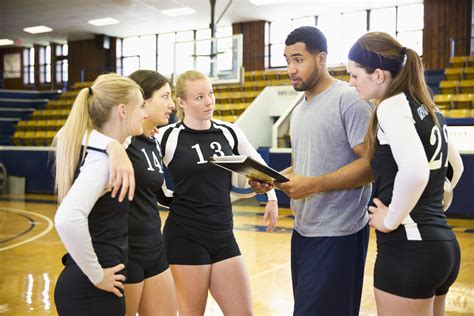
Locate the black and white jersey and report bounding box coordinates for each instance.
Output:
[371,93,455,243]
[55,132,129,284]
[157,120,275,240]
[125,135,172,261]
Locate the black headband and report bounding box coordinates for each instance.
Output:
[348,42,404,72]
[88,87,93,96]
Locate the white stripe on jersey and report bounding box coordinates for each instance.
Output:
[213,120,236,151]
[157,123,184,167]
[401,215,422,240]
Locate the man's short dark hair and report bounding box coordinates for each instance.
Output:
[285,26,328,54]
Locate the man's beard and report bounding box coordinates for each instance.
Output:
[293,68,318,92]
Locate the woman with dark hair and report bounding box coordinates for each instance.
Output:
[347,32,464,315]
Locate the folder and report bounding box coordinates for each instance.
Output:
[208,155,289,183]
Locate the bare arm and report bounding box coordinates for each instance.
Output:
[274,144,373,200]
[313,144,373,193]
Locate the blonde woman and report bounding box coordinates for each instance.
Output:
[54,73,146,316]
[347,32,464,316]
[96,70,278,315]
[157,70,278,315]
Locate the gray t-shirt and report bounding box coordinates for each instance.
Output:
[290,80,372,237]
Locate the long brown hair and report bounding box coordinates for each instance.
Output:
[356,32,437,158]
[53,73,141,202]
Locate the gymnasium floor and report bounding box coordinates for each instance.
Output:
[0,194,473,315]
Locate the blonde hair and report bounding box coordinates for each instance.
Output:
[53,73,141,202]
[356,32,437,159]
[174,70,209,120]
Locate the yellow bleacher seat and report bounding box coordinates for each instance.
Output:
[463,67,474,80]
[244,70,266,81]
[25,120,38,131]
[449,56,468,68]
[444,68,464,81]
[45,131,57,144]
[16,120,28,131]
[33,131,47,146]
[61,90,80,99]
[434,94,453,109]
[459,80,474,93]
[46,120,59,131]
[447,109,471,118]
[270,79,291,86]
[335,75,350,82]
[453,94,473,109]
[35,120,48,131]
[243,80,267,90]
[73,81,94,90]
[23,131,35,146]
[231,103,248,115]
[223,115,238,123]
[439,109,450,118]
[468,56,474,66]
[12,131,25,146]
[329,66,348,77]
[439,80,459,94]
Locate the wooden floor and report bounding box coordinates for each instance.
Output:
[0,194,473,315]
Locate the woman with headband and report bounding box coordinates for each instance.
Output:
[347,32,464,315]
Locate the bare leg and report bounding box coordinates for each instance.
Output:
[124,282,144,316]
[138,268,177,316]
[170,264,211,316]
[374,287,434,316]
[433,294,447,316]
[209,256,253,316]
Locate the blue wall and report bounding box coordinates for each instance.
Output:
[0,147,472,217]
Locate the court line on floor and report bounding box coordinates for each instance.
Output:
[0,207,54,252]
[0,211,36,244]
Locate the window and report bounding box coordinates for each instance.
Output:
[397,4,424,55]
[39,46,51,83]
[268,19,292,68]
[267,16,317,68]
[157,33,176,78]
[370,7,396,36]
[55,44,68,83]
[266,4,423,67]
[23,47,34,85]
[121,34,159,76]
[318,13,343,65]
[116,39,123,75]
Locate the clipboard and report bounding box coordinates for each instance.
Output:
[208,155,289,183]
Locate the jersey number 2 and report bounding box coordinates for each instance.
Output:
[429,125,449,170]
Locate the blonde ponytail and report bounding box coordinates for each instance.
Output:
[53,73,141,202]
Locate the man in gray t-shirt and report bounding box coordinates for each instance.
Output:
[252,26,373,316]
[290,79,371,237]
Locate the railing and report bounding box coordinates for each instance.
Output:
[449,36,474,57]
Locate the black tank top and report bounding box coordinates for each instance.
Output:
[126,135,168,261]
[64,146,129,271]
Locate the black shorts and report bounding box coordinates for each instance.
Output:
[126,254,169,284]
[374,238,461,299]
[55,259,125,316]
[163,219,241,265]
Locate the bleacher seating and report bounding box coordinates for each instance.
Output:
[0,90,60,145]
[432,55,474,119]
